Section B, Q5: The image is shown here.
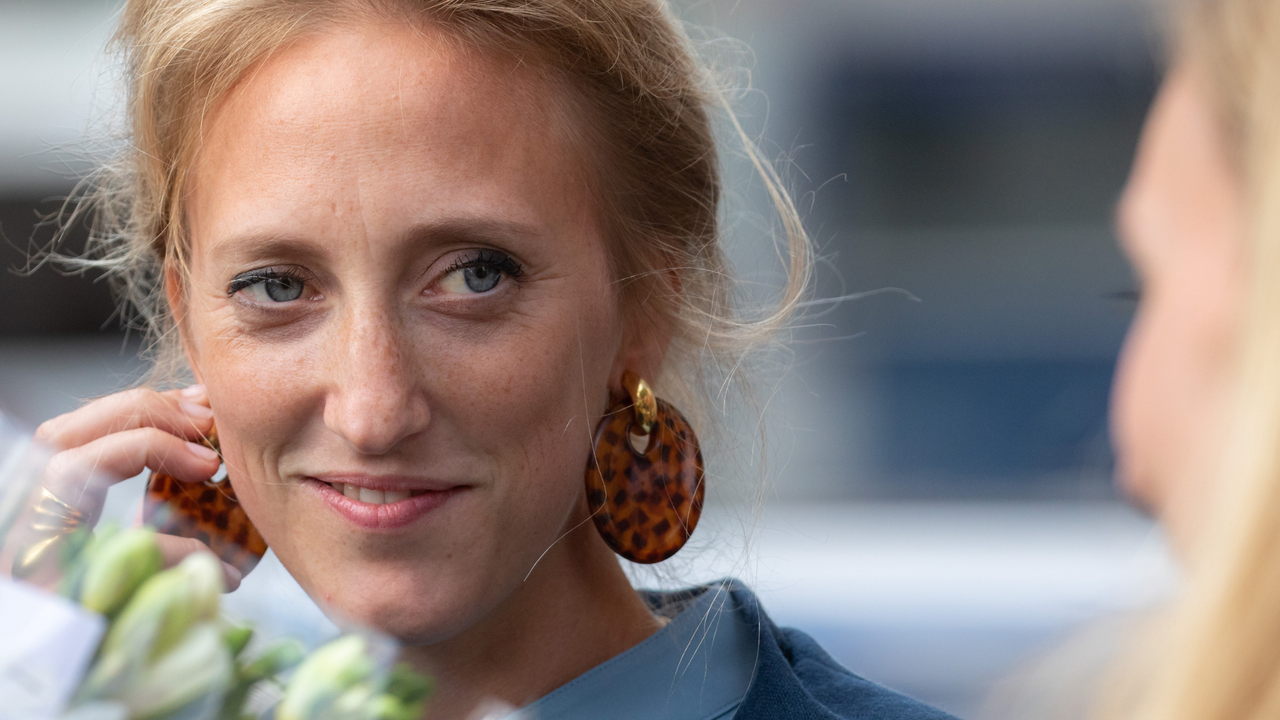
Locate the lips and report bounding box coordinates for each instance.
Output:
[304,476,463,530]
[326,481,422,505]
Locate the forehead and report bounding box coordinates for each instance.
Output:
[188,21,594,252]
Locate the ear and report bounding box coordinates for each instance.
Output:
[165,260,205,384]
[607,258,680,397]
[609,313,669,397]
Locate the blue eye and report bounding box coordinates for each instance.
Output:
[229,269,309,303]
[462,265,500,293]
[439,250,523,296]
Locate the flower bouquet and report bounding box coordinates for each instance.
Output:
[0,411,432,720]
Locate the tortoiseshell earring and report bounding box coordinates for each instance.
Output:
[585,370,705,564]
[144,423,269,576]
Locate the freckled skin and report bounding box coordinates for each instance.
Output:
[1112,61,1245,552]
[180,22,663,717]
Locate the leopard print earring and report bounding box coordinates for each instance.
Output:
[585,370,705,564]
[144,423,269,576]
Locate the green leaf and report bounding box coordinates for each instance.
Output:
[384,664,432,705]
[223,624,255,659]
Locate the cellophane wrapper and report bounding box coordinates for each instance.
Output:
[0,410,433,720]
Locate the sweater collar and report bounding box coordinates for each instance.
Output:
[515,581,759,720]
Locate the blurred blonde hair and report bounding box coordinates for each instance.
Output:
[63,0,811,481]
[1108,1,1280,718]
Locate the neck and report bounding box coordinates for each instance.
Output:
[399,520,661,720]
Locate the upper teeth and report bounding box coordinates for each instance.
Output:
[330,483,412,504]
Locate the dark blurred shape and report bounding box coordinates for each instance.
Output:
[821,62,1154,228]
[798,55,1157,498]
[0,196,119,337]
[874,360,1116,497]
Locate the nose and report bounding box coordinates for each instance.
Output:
[323,304,430,455]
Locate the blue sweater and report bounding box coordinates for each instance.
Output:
[522,580,957,720]
[725,583,957,720]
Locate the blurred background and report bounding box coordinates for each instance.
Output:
[0,0,1176,716]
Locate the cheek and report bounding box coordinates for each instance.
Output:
[189,313,322,523]
[1111,305,1164,506]
[1111,282,1238,516]
[431,311,618,490]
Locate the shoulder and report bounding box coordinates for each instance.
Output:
[725,584,958,720]
[757,624,957,720]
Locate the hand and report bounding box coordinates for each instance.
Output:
[34,384,243,590]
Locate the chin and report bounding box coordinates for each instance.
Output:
[1110,392,1160,514]
[1114,447,1162,517]
[307,559,497,645]
[334,599,453,645]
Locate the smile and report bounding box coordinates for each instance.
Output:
[305,477,465,530]
[322,482,429,505]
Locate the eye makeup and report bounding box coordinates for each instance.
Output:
[227,266,316,300]
[440,248,524,282]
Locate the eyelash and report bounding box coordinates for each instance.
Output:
[441,248,524,282]
[225,250,523,299]
[227,266,312,298]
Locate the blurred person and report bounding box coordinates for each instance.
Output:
[12,1,958,719]
[1105,0,1280,717]
[992,0,1280,718]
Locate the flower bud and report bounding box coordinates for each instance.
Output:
[78,552,224,700]
[242,638,307,682]
[331,683,377,719]
[113,621,233,720]
[276,636,375,720]
[57,524,117,600]
[79,529,162,617]
[120,551,222,660]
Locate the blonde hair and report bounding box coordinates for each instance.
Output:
[1110,1,1280,718]
[66,0,811,463]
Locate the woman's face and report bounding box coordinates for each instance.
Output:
[1112,61,1244,547]
[179,23,638,641]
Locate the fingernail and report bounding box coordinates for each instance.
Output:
[222,561,243,590]
[187,441,220,462]
[179,400,213,419]
[182,384,206,398]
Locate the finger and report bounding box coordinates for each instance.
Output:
[35,385,214,451]
[155,534,243,592]
[44,426,222,503]
[40,428,220,525]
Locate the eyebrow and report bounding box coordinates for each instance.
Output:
[208,217,545,266]
[207,234,327,268]
[397,217,544,249]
